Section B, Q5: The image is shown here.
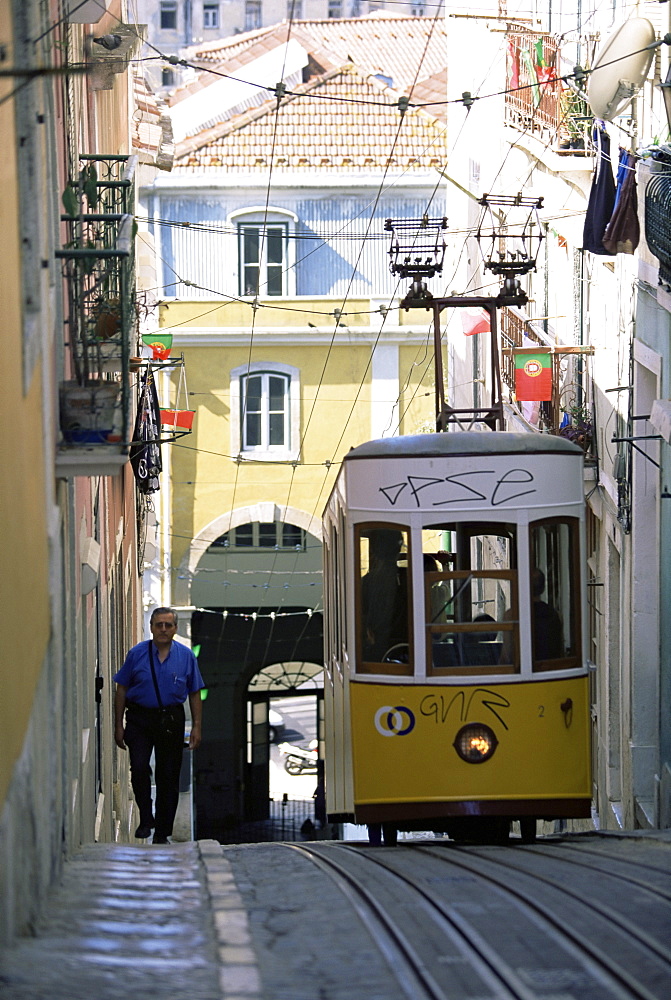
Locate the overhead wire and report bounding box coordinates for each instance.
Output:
[130,7,655,657]
[160,9,516,548]
[211,0,321,673]
[287,7,448,546]
[377,8,606,438]
[181,5,446,665]
[25,3,637,670]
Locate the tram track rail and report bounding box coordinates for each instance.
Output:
[285,842,534,1000]
[414,842,670,1000]
[285,840,668,1000]
[514,841,671,907]
[413,842,671,967]
[525,839,671,896]
[285,843,448,1000]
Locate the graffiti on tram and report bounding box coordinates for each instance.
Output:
[374,689,512,737]
[420,689,511,730]
[378,468,537,509]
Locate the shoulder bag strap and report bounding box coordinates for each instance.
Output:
[147,640,164,709]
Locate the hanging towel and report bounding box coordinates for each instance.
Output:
[602,153,639,255]
[612,147,629,212]
[582,127,616,255]
[507,39,520,91]
[520,48,541,107]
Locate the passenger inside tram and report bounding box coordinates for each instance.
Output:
[530,567,564,659]
[423,523,518,673]
[360,528,409,663]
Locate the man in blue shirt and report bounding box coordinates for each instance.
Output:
[114,607,205,844]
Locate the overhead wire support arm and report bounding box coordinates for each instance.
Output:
[386,192,546,433]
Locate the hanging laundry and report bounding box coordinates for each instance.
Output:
[520,48,541,107]
[582,126,616,255]
[612,147,629,212]
[461,308,490,337]
[534,40,556,86]
[130,368,162,494]
[507,39,520,91]
[602,151,639,255]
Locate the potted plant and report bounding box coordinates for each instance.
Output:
[558,404,593,453]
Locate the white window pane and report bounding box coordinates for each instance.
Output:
[269,413,285,446]
[238,222,287,297]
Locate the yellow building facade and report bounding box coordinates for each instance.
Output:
[160,298,438,611]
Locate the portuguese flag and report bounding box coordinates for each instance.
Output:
[515,350,552,401]
[142,333,172,360]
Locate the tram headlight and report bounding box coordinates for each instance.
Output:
[453,723,498,763]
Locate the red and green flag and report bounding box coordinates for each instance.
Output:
[515,350,552,401]
[142,333,172,360]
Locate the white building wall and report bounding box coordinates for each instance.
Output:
[443,0,671,830]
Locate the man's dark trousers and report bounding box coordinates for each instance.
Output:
[124,703,185,838]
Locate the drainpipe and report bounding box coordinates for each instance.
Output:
[184,0,192,46]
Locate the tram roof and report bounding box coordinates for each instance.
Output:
[344,432,584,461]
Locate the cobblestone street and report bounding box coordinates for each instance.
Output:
[0,843,226,1000]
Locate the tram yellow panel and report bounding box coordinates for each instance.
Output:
[349,676,591,805]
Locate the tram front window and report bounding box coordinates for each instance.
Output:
[423,524,519,675]
[357,525,412,675]
[530,518,580,671]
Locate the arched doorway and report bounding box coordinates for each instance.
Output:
[191,609,324,840]
[187,515,324,841]
[247,661,324,833]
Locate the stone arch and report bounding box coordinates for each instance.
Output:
[173,503,323,607]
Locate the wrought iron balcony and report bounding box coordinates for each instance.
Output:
[56,155,138,476]
[504,28,594,153]
[645,169,671,292]
[500,306,594,452]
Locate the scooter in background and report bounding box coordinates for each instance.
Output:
[278,740,318,775]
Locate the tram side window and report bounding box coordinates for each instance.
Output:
[423,524,519,675]
[530,518,580,671]
[338,508,347,663]
[357,525,412,675]
[324,525,337,675]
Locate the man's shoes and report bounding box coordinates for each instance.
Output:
[152,835,169,844]
[134,823,152,839]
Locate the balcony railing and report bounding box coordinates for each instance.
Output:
[504,28,594,152]
[645,170,671,292]
[500,306,594,452]
[56,155,138,476]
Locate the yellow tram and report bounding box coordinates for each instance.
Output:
[322,432,592,842]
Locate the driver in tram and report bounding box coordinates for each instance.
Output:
[499,568,564,665]
[361,529,408,662]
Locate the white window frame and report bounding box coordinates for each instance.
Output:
[230,361,300,462]
[229,207,297,298]
[245,0,262,30]
[242,371,289,451]
[203,3,220,28]
[211,522,306,550]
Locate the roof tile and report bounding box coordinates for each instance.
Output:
[173,65,445,173]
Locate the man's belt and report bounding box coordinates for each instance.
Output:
[126,701,183,713]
